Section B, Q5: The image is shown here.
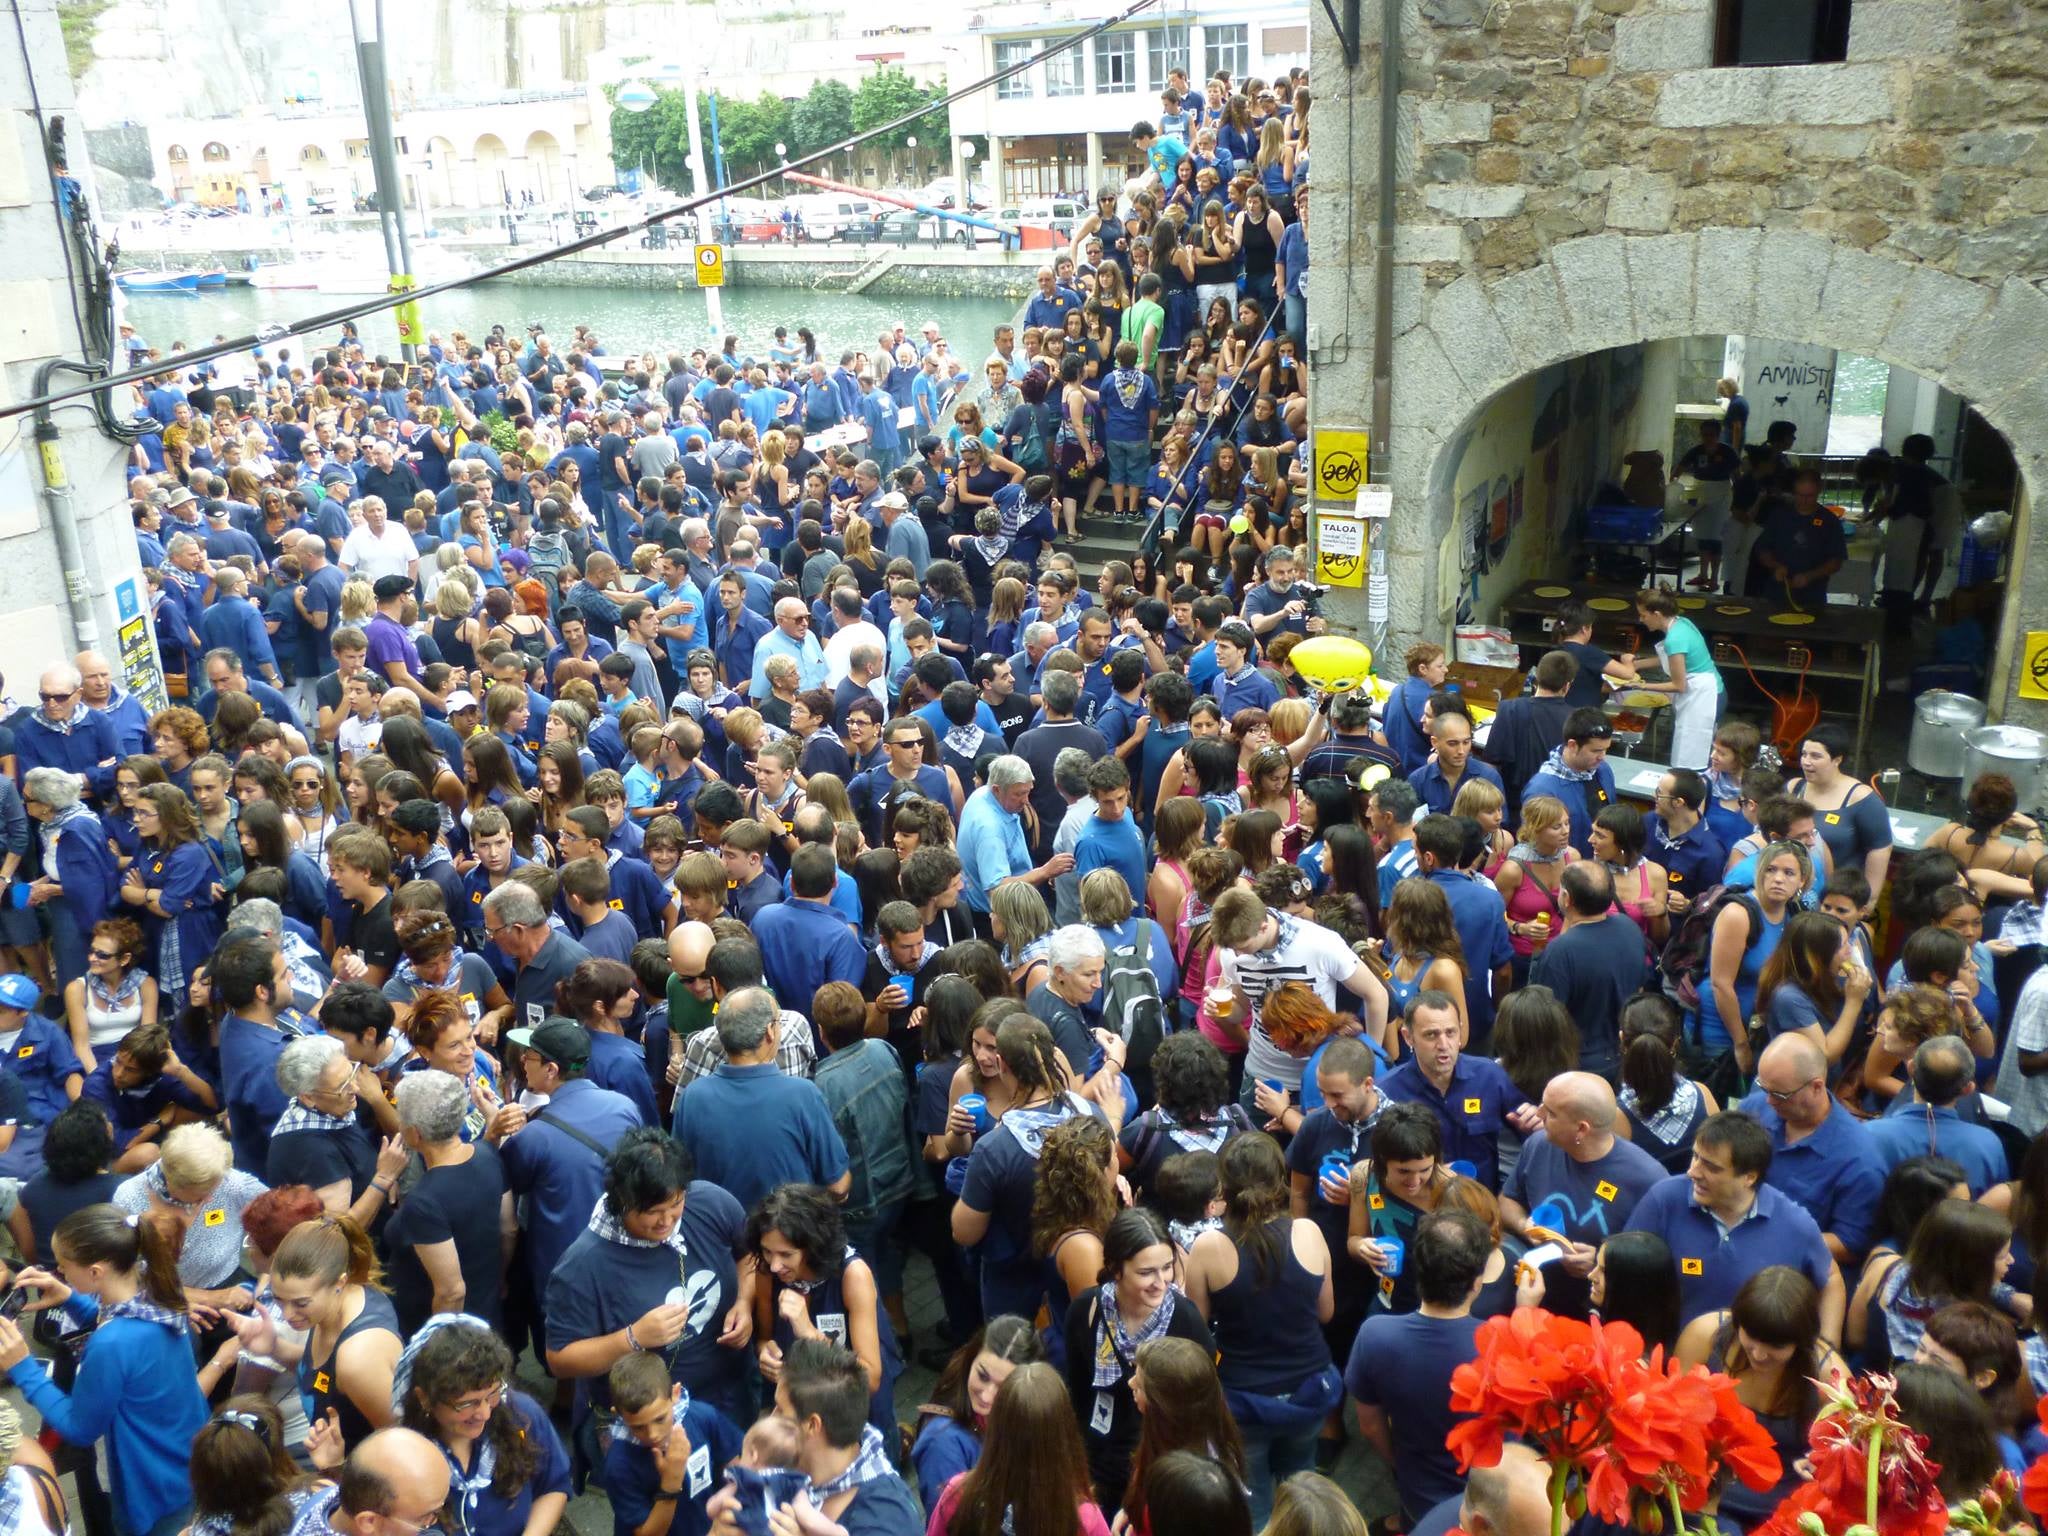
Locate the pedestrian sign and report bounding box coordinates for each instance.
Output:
[1313,427,1369,505]
[694,245,725,288]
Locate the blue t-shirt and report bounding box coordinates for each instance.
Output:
[603,1396,744,1536]
[446,1390,571,1536]
[670,1065,848,1216]
[1501,1130,1666,1317]
[1346,1312,1484,1521]
[1379,1054,1528,1192]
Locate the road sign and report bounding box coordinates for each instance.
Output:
[694,244,725,288]
[1313,427,1369,505]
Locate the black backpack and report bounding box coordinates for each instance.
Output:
[1658,883,1762,1012]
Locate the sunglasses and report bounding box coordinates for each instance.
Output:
[89,948,122,961]
[39,690,75,702]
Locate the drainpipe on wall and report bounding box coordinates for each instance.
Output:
[1369,0,1398,486]
[32,359,108,657]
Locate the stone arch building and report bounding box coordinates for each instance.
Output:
[1307,0,2048,724]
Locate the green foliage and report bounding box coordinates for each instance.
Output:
[481,410,519,456]
[58,0,112,80]
[791,79,855,156]
[714,91,796,179]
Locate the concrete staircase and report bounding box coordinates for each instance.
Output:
[1064,508,1155,583]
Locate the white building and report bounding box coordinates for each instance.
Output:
[947,1,1309,201]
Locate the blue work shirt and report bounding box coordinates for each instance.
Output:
[1378,1053,1530,1193]
[219,1011,318,1181]
[754,898,868,1018]
[1643,814,1729,905]
[957,787,1033,913]
[1867,1099,2010,1197]
[1734,1094,1887,1260]
[500,1078,644,1278]
[1427,870,1514,1041]
[1408,756,1505,818]
[1522,762,1621,856]
[671,1063,848,1215]
[1624,1174,1835,1326]
[1,1014,84,1126]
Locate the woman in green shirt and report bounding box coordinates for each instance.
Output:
[1635,587,1724,771]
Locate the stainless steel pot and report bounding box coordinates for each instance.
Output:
[1962,723,2048,813]
[1909,691,1986,779]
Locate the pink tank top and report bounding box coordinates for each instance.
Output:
[1503,859,1563,958]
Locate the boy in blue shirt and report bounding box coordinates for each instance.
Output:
[604,1352,745,1536]
[1100,340,1160,523]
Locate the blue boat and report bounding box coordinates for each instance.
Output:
[115,270,199,293]
[193,269,227,289]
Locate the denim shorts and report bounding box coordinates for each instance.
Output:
[1108,437,1151,487]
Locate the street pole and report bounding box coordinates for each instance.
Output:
[682,81,724,336]
[349,0,417,361]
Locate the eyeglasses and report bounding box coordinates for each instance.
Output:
[39,689,75,703]
[1762,1078,1819,1104]
[89,948,121,961]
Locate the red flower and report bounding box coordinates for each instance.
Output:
[2022,1451,2048,1523]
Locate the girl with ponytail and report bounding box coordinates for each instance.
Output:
[0,1203,210,1536]
[226,1212,400,1455]
[188,1395,325,1536]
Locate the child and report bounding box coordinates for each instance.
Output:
[643,815,685,890]
[604,1351,745,1536]
[1157,88,1190,143]
[1150,1148,1223,1261]
[584,769,646,858]
[624,726,666,822]
[736,1413,802,1473]
[558,856,638,966]
[718,819,781,925]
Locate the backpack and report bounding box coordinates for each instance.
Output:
[1103,917,1167,1104]
[1658,883,1762,1012]
[1012,402,1052,474]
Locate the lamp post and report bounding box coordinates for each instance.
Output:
[345,0,417,361]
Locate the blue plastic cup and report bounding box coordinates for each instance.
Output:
[1319,1152,1352,1204]
[1260,1077,1287,1099]
[1376,1234,1406,1276]
[957,1092,992,1133]
[888,973,915,1001]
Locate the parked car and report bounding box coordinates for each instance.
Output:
[584,184,624,201]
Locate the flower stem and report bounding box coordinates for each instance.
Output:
[1668,1480,1688,1536]
[1866,1422,1884,1531]
[1550,1461,1568,1536]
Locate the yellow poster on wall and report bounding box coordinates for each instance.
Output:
[2022,631,2048,701]
[1316,516,1366,588]
[1312,428,1369,505]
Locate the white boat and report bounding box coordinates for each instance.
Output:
[249,253,472,295]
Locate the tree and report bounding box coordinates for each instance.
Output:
[851,66,934,150]
[790,79,855,158]
[713,91,794,181]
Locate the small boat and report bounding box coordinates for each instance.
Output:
[247,265,321,290]
[115,270,199,293]
[192,269,227,289]
[222,271,255,287]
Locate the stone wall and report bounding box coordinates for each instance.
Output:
[1307,0,2048,725]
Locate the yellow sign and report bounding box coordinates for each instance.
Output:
[2023,631,2048,701]
[1316,516,1366,588]
[388,274,422,347]
[1313,427,1369,504]
[695,244,726,288]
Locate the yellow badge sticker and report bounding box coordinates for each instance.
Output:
[1681,1257,1704,1276]
[14,1046,30,1059]
[1824,812,1841,825]
[314,1371,331,1394]
[1369,1194,1385,1210]
[1464,1098,1482,1114]
[205,1208,226,1227]
[1595,1181,1618,1201]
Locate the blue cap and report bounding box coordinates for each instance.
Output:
[0,973,41,1011]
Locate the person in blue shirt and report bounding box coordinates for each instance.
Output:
[1642,768,1729,920]
[1738,1033,1890,1264]
[398,1321,572,1536]
[1382,644,1449,777]
[1407,707,1504,818]
[1099,342,1160,523]
[1623,1110,1841,1331]
[604,1351,744,1536]
[1023,267,1085,331]
[1072,759,1149,905]
[1867,1035,2010,1196]
[1211,622,1279,718]
[1134,119,1191,191]
[1519,709,1620,858]
[1240,547,1325,643]
[1379,991,1538,1192]
[0,1203,210,1536]
[753,846,868,1017]
[858,375,903,476]
[1412,815,1515,1046]
[669,988,849,1214]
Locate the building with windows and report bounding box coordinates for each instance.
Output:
[950,2,1308,201]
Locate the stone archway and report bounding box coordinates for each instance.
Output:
[1376,229,2048,719]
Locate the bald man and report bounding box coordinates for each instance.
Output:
[1500,1069,1666,1318]
[73,648,150,756]
[324,1428,450,1536]
[1456,1445,1558,1536]
[665,920,717,1056]
[1740,1032,1887,1265]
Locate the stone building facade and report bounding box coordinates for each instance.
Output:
[1307,0,2048,724]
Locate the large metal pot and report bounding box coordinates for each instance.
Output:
[1909,691,1986,779]
[1962,723,2048,813]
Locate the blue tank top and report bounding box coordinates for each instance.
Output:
[1210,1218,1332,1394]
[1692,905,1787,1052]
[769,1252,902,1436]
[299,1286,400,1450]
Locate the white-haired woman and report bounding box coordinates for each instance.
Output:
[384,1069,512,1338]
[112,1123,265,1312]
[20,766,120,990]
[268,1034,407,1231]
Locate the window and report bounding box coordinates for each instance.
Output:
[995,39,1033,98]
[1094,30,1137,94]
[202,142,230,162]
[1045,44,1082,96]
[1205,23,1248,81]
[1148,23,1190,89]
[1713,0,1851,64]
[167,145,189,164]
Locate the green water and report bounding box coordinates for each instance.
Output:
[118,282,1022,369]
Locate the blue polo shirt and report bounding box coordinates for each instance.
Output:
[1624,1174,1834,1325]
[1408,756,1505,818]
[1643,814,1729,906]
[1501,1130,1667,1317]
[0,1015,84,1126]
[1521,762,1620,856]
[219,1012,315,1180]
[1378,1053,1529,1193]
[500,1078,644,1281]
[1734,1094,1888,1258]
[1867,1100,2009,1196]
[754,897,868,1018]
[670,1062,848,1215]
[1427,870,1514,1041]
[80,1059,209,1154]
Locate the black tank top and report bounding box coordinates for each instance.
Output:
[430,614,477,675]
[1210,1217,1332,1394]
[298,1286,400,1448]
[1240,217,1277,277]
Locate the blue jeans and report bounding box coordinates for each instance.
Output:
[1239,1419,1319,1526]
[1284,292,1306,344]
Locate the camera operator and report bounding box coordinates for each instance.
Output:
[1242,547,1328,641]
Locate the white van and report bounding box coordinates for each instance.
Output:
[783,193,881,240]
[999,198,1084,239]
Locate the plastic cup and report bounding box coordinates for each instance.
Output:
[957,1093,992,1133]
[1319,1152,1352,1203]
[1260,1076,1287,1099]
[1376,1234,1405,1276]
[1206,985,1238,1021]
[888,973,915,1001]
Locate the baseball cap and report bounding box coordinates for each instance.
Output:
[367,406,390,420]
[505,1017,591,1069]
[372,574,413,602]
[445,689,479,712]
[879,492,908,511]
[204,502,231,520]
[0,974,41,1011]
[319,464,353,484]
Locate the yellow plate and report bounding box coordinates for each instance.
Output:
[1770,612,1816,626]
[1715,605,1751,616]
[1587,597,1630,611]
[1533,585,1572,599]
[1678,597,1706,610]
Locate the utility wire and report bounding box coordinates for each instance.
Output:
[4,0,1161,425]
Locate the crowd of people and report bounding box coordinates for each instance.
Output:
[2,58,2043,1536]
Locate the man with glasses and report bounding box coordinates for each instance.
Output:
[1642,768,1728,919]
[747,598,827,704]
[483,883,592,1035]
[317,1426,455,1536]
[847,721,955,848]
[12,664,122,801]
[1738,1033,1887,1267]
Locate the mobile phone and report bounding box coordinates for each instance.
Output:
[0,1285,34,1322]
